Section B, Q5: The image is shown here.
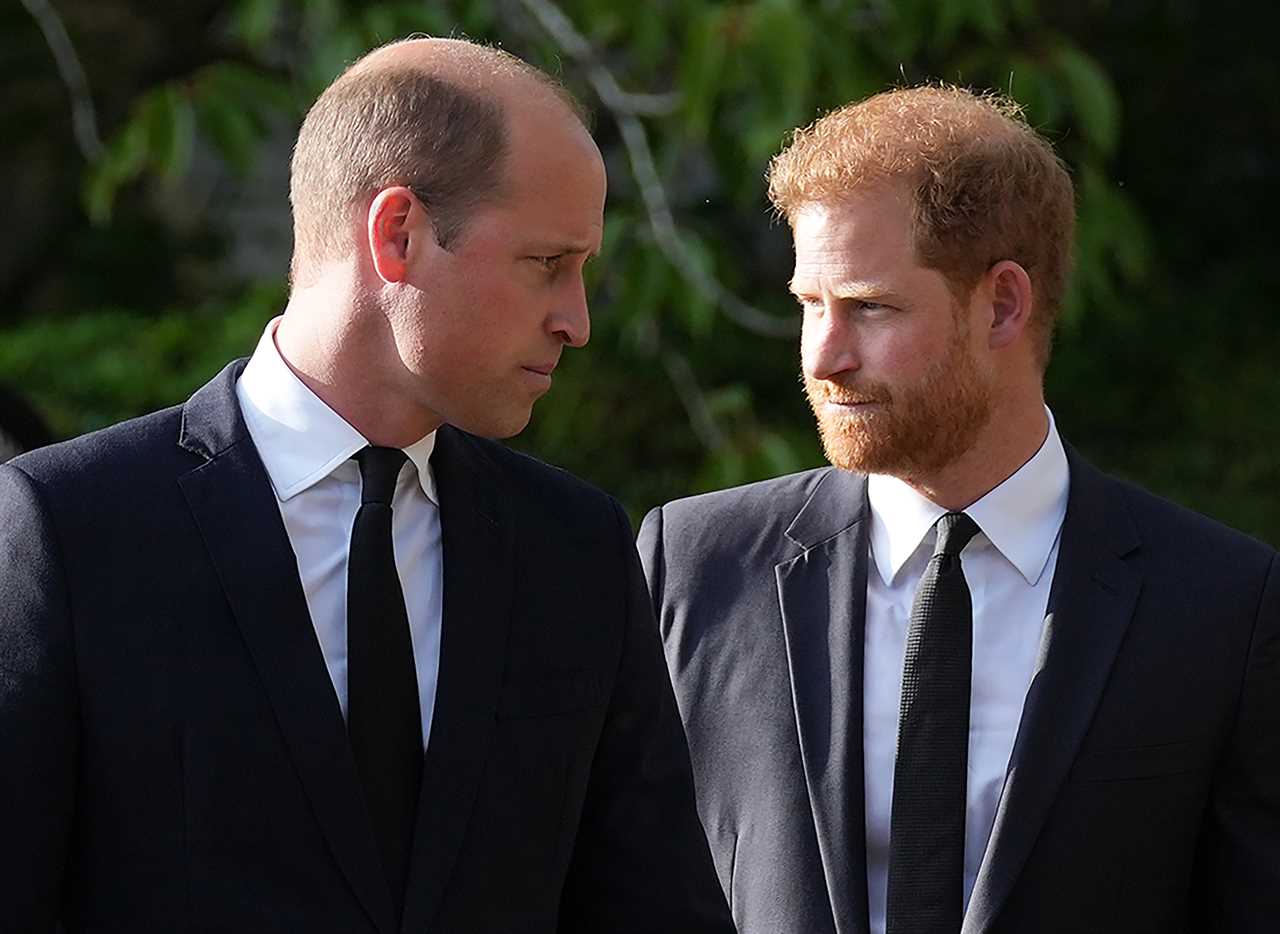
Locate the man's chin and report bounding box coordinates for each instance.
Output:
[449,407,534,440]
[819,429,882,474]
[816,420,922,476]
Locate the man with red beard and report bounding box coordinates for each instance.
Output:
[638,86,1280,934]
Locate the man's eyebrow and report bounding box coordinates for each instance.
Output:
[529,240,597,256]
[788,278,890,299]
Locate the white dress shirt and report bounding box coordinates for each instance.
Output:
[863,410,1070,933]
[235,319,442,749]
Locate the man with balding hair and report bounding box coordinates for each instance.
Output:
[0,38,732,933]
[639,86,1280,934]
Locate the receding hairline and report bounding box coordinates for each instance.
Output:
[342,36,588,127]
[286,36,596,283]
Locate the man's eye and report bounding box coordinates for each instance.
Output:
[854,299,894,314]
[531,255,563,271]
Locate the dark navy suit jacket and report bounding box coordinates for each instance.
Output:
[639,452,1280,933]
[0,361,733,934]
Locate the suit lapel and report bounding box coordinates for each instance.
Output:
[963,450,1142,934]
[401,426,514,934]
[776,468,873,934]
[176,361,397,934]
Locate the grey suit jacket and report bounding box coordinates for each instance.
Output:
[638,450,1280,934]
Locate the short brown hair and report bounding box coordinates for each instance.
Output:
[768,85,1075,365]
[288,42,585,284]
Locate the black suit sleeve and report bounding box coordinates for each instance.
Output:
[1197,552,1280,930]
[556,499,733,934]
[0,464,77,931]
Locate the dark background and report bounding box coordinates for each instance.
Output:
[3,0,1277,542]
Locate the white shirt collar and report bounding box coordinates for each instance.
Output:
[235,318,438,504]
[867,408,1069,588]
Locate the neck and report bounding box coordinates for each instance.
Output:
[275,272,443,447]
[902,393,1049,511]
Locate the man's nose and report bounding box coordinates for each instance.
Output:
[802,303,859,380]
[549,276,590,348]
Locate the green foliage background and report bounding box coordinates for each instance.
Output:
[3,0,1277,542]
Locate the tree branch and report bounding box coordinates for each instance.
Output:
[19,0,103,162]
[515,0,798,339]
[662,350,729,452]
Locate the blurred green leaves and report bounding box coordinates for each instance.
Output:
[0,282,283,436]
[1052,43,1120,156]
[83,86,194,225]
[40,0,1148,512]
[83,62,295,224]
[9,0,1276,541]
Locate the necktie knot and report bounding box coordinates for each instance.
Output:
[355,446,407,506]
[933,511,980,559]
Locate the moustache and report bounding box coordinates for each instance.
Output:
[807,379,892,407]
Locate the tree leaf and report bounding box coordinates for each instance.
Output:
[195,87,260,174]
[152,86,196,181]
[231,0,282,51]
[680,6,728,142]
[747,0,814,128]
[675,232,718,338]
[204,62,296,117]
[757,429,803,475]
[933,0,973,50]
[970,0,1009,42]
[1053,44,1121,156]
[80,106,152,225]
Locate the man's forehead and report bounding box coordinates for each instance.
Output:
[792,191,913,256]
[507,114,605,198]
[793,185,911,234]
[467,173,604,255]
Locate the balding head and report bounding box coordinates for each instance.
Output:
[288,37,587,285]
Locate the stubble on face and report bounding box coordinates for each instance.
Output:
[804,308,994,478]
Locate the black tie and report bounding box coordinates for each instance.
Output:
[347,446,422,916]
[886,511,982,934]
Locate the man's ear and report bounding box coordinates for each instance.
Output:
[366,186,434,284]
[984,259,1035,351]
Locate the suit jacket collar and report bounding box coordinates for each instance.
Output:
[963,445,1142,933]
[235,319,439,504]
[778,467,874,934]
[400,424,514,933]
[178,362,517,934]
[178,359,398,933]
[177,358,251,460]
[785,467,869,551]
[776,453,1142,934]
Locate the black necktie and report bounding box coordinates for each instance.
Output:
[886,511,981,934]
[347,446,422,916]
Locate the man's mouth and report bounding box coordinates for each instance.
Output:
[822,397,885,407]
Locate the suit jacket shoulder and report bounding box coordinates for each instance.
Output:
[1107,466,1276,571]
[8,401,191,494]
[643,467,837,567]
[454,431,624,536]
[1065,454,1276,625]
[655,466,834,525]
